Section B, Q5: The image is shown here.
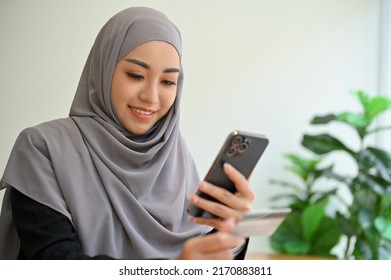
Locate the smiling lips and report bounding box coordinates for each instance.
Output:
[129,106,156,120]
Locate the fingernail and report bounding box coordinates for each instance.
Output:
[188,195,198,203]
[198,181,207,190]
[223,162,232,170]
[188,216,196,222]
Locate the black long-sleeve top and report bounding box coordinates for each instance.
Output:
[10,188,248,259]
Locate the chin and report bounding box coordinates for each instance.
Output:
[125,126,151,136]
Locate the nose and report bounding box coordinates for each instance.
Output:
[139,79,159,104]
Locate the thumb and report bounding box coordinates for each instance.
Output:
[219,218,236,233]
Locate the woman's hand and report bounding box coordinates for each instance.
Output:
[188,163,255,230]
[180,165,252,260]
[176,219,245,260]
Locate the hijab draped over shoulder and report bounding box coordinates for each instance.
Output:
[0,7,210,259]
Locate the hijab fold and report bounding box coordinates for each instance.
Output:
[0,7,209,259]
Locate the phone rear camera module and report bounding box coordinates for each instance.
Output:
[227,135,250,156]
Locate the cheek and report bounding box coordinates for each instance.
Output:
[111,78,134,110]
[111,87,123,114]
[111,74,123,110]
[161,90,177,110]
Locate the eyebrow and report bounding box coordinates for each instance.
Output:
[124,58,179,73]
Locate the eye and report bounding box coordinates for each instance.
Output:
[126,72,144,80]
[161,80,177,86]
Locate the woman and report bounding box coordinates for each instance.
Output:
[0,7,253,260]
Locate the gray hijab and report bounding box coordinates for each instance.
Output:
[0,7,209,259]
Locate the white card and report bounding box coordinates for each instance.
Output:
[232,208,291,237]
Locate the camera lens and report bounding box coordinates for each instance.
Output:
[232,135,243,145]
[237,142,248,153]
[226,146,237,157]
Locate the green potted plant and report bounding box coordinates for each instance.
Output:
[270,90,391,259]
[269,153,342,258]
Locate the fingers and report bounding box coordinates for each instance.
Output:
[198,232,243,253]
[219,217,236,233]
[188,164,255,229]
[188,164,254,221]
[176,230,245,260]
[189,193,241,221]
[198,180,252,214]
[223,163,255,200]
[189,216,236,232]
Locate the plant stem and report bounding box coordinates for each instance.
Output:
[344,236,352,259]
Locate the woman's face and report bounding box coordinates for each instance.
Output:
[111,41,180,135]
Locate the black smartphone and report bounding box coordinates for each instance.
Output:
[187,130,269,218]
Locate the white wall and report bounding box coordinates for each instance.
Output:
[0,0,382,254]
[378,0,391,149]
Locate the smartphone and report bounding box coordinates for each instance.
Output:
[187,130,269,218]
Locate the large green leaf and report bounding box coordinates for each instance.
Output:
[337,212,357,237]
[301,202,326,241]
[350,188,377,214]
[357,147,391,183]
[358,211,375,230]
[310,217,342,257]
[367,147,391,168]
[272,202,341,257]
[270,211,313,255]
[285,153,321,170]
[321,169,351,184]
[354,226,384,259]
[310,114,337,125]
[356,90,370,110]
[312,165,335,181]
[270,212,304,253]
[290,200,311,211]
[379,241,391,259]
[354,172,390,195]
[285,165,309,182]
[283,153,322,182]
[353,236,376,259]
[375,217,391,240]
[334,91,391,139]
[375,195,391,240]
[302,134,354,156]
[336,112,368,129]
[312,188,339,204]
[284,241,311,255]
[366,96,391,121]
[380,195,391,218]
[355,90,391,122]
